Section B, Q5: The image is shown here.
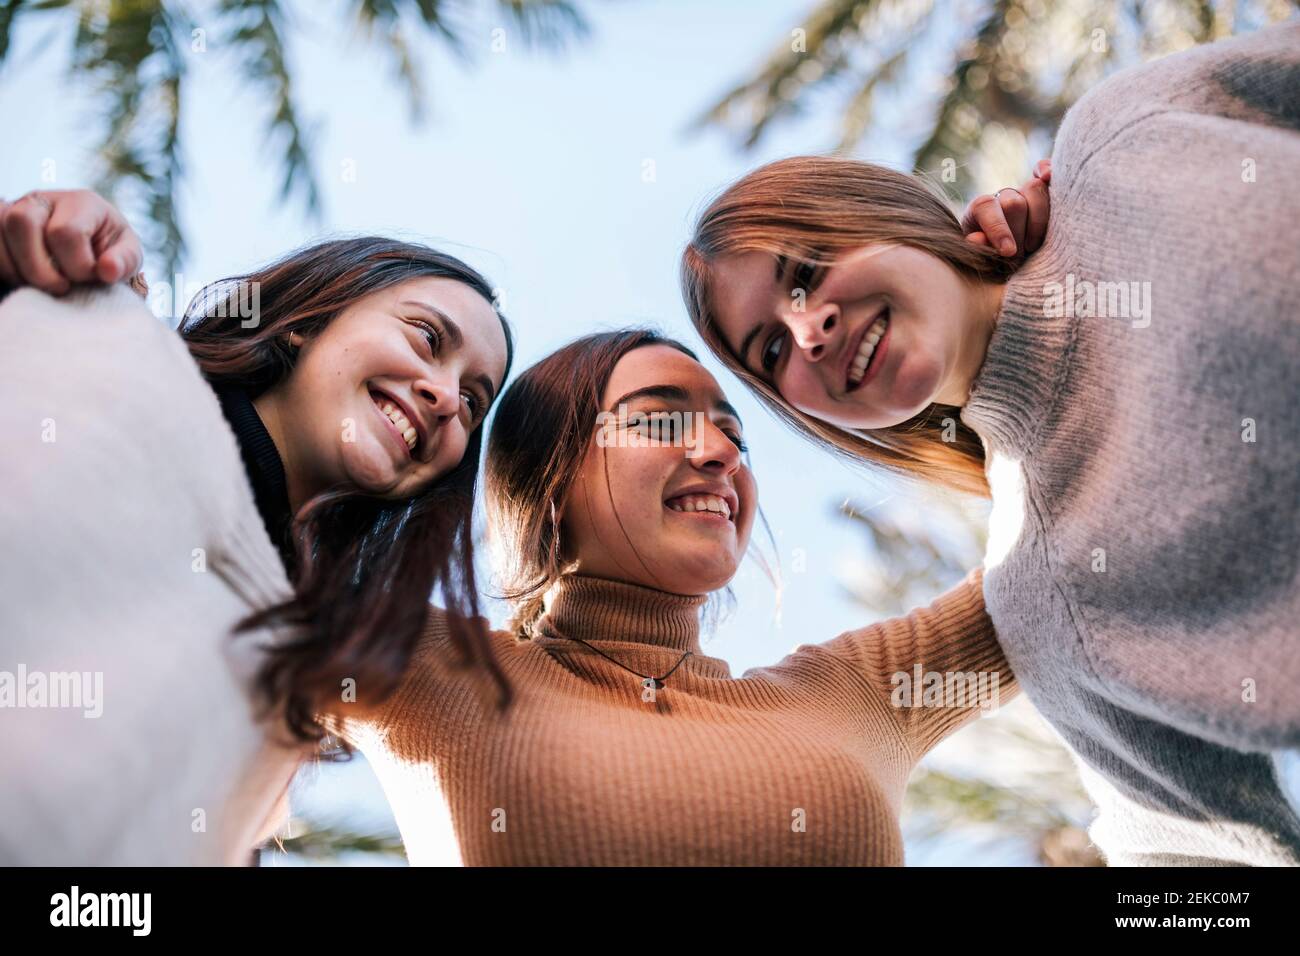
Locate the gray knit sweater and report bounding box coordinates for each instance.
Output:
[961,20,1300,865]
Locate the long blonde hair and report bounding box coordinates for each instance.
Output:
[681,156,1016,498]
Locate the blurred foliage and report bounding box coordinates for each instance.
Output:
[838,487,986,616]
[902,711,1107,865]
[262,815,407,862]
[694,0,1299,200]
[837,485,1104,864]
[0,0,591,280]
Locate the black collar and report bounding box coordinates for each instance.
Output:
[213,385,295,572]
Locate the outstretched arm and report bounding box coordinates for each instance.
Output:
[817,568,1019,761]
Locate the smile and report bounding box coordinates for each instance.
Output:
[664,492,735,523]
[845,309,890,392]
[370,390,420,458]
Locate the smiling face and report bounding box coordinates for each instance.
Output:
[707,244,1002,430]
[254,275,508,506]
[559,344,757,596]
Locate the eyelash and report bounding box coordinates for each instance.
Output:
[760,332,786,374]
[793,261,822,291]
[410,318,485,423]
[412,318,443,355]
[759,262,826,375]
[633,411,747,452]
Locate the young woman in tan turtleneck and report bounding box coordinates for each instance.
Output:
[320,328,1017,865]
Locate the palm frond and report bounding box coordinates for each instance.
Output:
[836,44,906,152]
[909,0,1014,198]
[693,0,1298,205]
[689,0,870,149]
[2,0,594,278]
[70,0,189,280]
[349,0,439,121]
[494,0,590,49]
[0,0,30,62]
[219,0,323,224]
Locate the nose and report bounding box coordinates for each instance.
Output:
[691,420,742,476]
[414,373,459,427]
[783,302,840,362]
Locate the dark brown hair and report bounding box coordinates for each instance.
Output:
[181,237,516,744]
[485,329,745,637]
[682,156,1018,498]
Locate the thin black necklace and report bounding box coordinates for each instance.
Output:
[553,635,693,691]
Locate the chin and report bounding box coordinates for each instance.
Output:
[663,553,737,594]
[875,399,934,429]
[343,446,403,495]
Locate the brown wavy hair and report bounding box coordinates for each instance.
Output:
[681,156,1018,498]
[181,237,516,745]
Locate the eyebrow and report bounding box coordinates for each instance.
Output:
[609,384,743,427]
[400,299,497,407]
[401,300,463,348]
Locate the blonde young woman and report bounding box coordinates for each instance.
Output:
[321,329,1018,865]
[680,21,1300,865]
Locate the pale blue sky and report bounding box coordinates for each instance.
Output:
[0,0,955,670]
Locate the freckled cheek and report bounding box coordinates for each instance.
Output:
[603,453,668,521]
[349,340,409,381]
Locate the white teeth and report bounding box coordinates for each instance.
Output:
[374,394,417,452]
[665,494,732,520]
[847,314,889,386]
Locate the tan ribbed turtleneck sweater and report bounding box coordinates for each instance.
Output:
[319,568,1016,865]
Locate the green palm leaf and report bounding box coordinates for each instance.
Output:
[0,0,592,287]
[693,0,1298,202]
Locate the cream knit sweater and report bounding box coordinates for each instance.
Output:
[0,284,306,865]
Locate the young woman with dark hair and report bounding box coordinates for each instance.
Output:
[321,328,1017,865]
[0,192,513,863]
[180,236,515,743]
